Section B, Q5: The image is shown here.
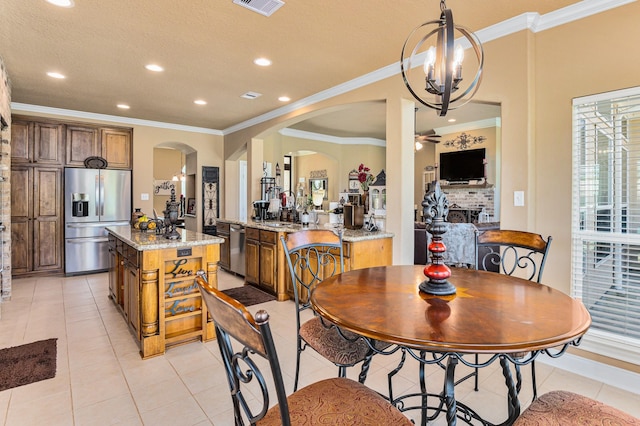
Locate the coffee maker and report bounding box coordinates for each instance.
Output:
[253,200,269,221]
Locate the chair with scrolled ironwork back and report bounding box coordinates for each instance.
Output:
[475,229,552,283]
[194,270,412,426]
[280,228,389,392]
[475,228,553,400]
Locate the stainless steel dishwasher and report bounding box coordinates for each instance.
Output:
[229,224,246,276]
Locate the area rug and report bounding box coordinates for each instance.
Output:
[0,338,57,392]
[222,285,276,306]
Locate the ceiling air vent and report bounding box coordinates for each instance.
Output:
[241,91,262,100]
[233,0,284,17]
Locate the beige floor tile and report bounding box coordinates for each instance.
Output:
[130,376,192,413]
[0,389,11,425]
[73,394,141,425]
[5,388,73,426]
[139,395,208,425]
[596,384,640,418]
[1,271,639,425]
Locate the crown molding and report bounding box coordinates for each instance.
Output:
[533,0,636,32]
[10,102,223,135]
[279,128,386,147]
[224,0,635,136]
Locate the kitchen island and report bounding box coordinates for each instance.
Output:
[217,219,394,301]
[106,226,223,358]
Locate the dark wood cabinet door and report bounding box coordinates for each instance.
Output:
[10,219,32,275]
[245,238,260,285]
[66,125,99,166]
[126,263,140,338]
[32,168,63,272]
[11,119,64,164]
[259,241,277,293]
[10,167,63,275]
[10,167,32,218]
[219,234,230,270]
[33,168,61,218]
[10,119,32,163]
[34,122,64,164]
[33,217,62,271]
[101,128,132,169]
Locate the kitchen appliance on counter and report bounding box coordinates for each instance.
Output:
[343,204,364,229]
[253,200,270,221]
[64,168,131,275]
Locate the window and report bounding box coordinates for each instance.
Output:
[572,87,640,365]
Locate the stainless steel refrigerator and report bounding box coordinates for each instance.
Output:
[64,168,131,275]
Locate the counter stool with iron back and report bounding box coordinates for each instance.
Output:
[281,229,391,392]
[195,271,412,425]
[475,229,553,400]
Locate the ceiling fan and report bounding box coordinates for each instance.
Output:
[414,108,441,151]
[415,129,441,144]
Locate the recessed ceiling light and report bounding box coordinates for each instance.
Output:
[194,100,207,105]
[278,96,291,102]
[46,72,66,79]
[253,58,272,67]
[117,104,130,109]
[448,118,456,123]
[145,64,164,72]
[46,0,74,7]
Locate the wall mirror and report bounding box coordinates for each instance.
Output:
[309,178,328,199]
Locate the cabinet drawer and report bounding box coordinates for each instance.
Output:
[125,244,140,267]
[217,222,230,234]
[246,227,260,241]
[260,230,278,244]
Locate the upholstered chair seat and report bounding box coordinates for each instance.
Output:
[259,377,412,425]
[300,317,372,365]
[514,390,640,425]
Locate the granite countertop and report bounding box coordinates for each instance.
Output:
[106,225,223,251]
[216,219,394,242]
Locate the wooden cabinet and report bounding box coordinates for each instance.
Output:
[11,118,64,165]
[107,230,220,358]
[216,222,231,271]
[65,124,99,166]
[101,128,132,169]
[10,166,63,276]
[124,248,140,337]
[245,227,260,286]
[258,230,278,293]
[66,124,132,169]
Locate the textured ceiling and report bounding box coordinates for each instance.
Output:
[1,0,582,134]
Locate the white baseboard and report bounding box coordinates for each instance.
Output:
[538,353,640,395]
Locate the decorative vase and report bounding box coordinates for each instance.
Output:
[362,190,369,213]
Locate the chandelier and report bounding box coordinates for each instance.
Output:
[401,0,484,116]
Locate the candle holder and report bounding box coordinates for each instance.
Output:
[164,188,181,240]
[419,181,456,295]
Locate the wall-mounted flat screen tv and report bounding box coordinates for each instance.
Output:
[439,148,485,182]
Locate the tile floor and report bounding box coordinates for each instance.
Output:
[0,269,639,425]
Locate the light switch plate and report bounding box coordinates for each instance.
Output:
[514,191,524,207]
[141,193,149,201]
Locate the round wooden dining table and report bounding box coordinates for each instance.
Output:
[310,265,591,426]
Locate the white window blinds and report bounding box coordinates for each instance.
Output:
[572,87,640,365]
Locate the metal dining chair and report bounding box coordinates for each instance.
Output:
[280,229,388,392]
[195,271,412,426]
[475,228,553,400]
[476,229,552,283]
